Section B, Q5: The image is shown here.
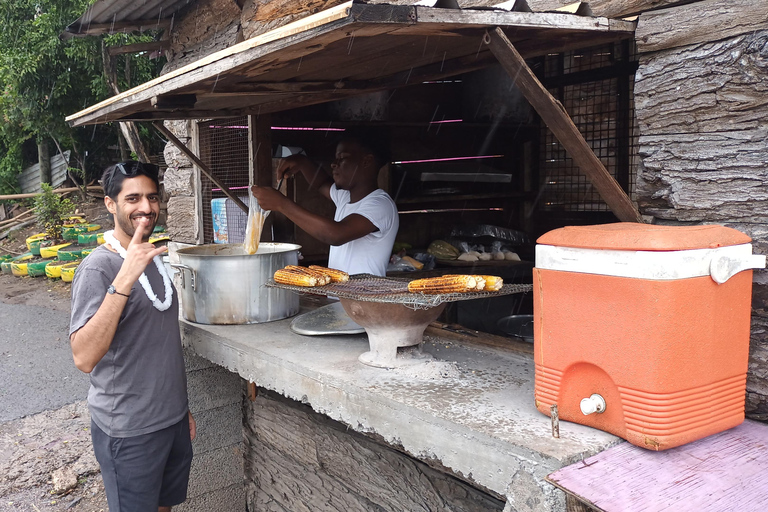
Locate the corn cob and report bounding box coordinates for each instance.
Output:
[472,275,487,291]
[284,265,331,285]
[407,275,477,294]
[478,275,503,291]
[309,265,349,283]
[274,268,318,287]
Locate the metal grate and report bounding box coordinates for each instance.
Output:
[266,274,533,310]
[198,117,251,244]
[538,41,638,213]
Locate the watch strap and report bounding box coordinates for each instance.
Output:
[107,284,130,298]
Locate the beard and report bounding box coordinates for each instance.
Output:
[115,212,156,241]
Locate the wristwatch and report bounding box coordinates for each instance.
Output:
[107,285,130,298]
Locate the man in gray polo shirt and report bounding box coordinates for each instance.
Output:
[69,161,195,512]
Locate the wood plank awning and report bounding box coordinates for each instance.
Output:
[65,1,635,127]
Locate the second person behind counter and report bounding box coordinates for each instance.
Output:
[251,131,399,276]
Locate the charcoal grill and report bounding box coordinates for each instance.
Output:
[267,275,532,368]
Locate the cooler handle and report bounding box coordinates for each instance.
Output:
[710,253,766,284]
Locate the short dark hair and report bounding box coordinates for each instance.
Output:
[337,129,390,170]
[101,161,160,199]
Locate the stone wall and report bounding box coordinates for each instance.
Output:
[163,120,199,243]
[243,389,506,512]
[177,349,246,511]
[633,0,768,419]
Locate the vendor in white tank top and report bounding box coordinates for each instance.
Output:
[251,131,399,276]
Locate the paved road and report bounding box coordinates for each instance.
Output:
[0,302,89,423]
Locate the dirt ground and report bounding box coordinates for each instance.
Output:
[1,198,112,512]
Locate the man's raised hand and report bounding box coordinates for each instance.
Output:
[115,218,167,288]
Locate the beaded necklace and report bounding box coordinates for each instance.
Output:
[103,230,172,311]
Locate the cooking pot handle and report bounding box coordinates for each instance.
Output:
[169,263,197,291]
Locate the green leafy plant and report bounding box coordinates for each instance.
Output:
[33,183,75,243]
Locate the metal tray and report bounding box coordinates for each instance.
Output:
[265,274,532,310]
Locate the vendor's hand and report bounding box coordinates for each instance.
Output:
[275,154,314,181]
[188,411,196,441]
[114,218,167,289]
[250,185,289,212]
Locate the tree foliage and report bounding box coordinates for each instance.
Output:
[0,0,165,195]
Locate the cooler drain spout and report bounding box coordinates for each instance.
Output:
[580,394,606,415]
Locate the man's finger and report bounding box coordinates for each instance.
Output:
[131,218,149,244]
[149,245,168,259]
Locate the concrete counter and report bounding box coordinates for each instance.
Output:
[181,312,621,511]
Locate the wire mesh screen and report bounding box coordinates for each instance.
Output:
[538,42,638,212]
[198,117,251,244]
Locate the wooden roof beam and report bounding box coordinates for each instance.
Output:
[108,40,170,56]
[64,18,172,38]
[151,94,198,109]
[484,26,643,223]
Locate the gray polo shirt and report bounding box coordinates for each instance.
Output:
[70,245,188,438]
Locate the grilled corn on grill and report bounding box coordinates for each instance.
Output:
[267,274,531,310]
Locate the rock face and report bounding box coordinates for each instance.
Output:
[167,196,199,243]
[633,3,768,419]
[243,390,506,512]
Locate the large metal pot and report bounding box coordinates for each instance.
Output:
[172,243,300,325]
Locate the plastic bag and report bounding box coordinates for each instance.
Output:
[243,189,269,255]
[387,255,418,272]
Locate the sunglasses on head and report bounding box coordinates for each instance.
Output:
[104,161,159,198]
[115,161,159,178]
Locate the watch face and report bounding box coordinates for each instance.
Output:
[107,285,115,294]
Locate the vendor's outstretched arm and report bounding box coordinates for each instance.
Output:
[276,154,332,200]
[70,219,166,373]
[251,185,376,246]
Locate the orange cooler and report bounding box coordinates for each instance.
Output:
[533,223,765,450]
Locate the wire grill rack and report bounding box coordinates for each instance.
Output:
[265,274,533,310]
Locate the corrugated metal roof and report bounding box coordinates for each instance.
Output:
[65,0,593,36]
[65,0,192,36]
[66,1,634,126]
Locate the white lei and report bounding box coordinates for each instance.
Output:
[103,230,173,311]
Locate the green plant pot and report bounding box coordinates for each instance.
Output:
[58,246,84,261]
[27,258,53,277]
[78,232,101,244]
[28,239,45,256]
[62,227,80,241]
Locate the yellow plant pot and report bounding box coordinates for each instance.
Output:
[39,242,73,259]
[26,233,47,251]
[149,233,170,244]
[62,215,86,226]
[10,262,29,276]
[45,260,69,279]
[61,262,80,283]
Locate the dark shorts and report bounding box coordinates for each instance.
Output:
[91,416,193,511]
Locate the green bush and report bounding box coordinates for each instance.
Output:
[33,183,74,242]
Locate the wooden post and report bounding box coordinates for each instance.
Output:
[152,122,249,214]
[484,27,643,223]
[248,114,274,187]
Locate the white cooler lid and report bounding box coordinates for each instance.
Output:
[536,223,765,283]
